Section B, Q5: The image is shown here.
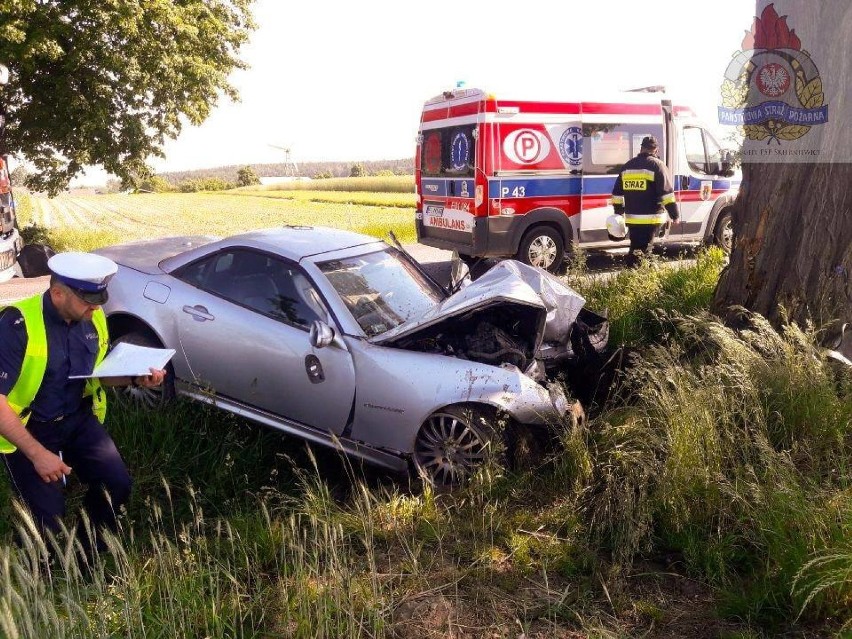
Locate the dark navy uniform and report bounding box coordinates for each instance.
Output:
[611,136,680,267]
[0,291,131,554]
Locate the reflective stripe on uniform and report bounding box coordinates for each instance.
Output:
[620,169,655,181]
[660,192,676,206]
[0,295,48,453]
[611,195,625,206]
[625,212,667,224]
[84,310,109,423]
[0,295,109,454]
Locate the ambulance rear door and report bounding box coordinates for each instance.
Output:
[418,99,479,254]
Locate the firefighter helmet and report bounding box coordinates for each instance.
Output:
[606,213,627,240]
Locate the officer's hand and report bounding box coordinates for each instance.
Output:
[33,449,72,484]
[669,212,680,222]
[135,368,166,389]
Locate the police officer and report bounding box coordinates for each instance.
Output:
[611,136,680,268]
[0,252,165,555]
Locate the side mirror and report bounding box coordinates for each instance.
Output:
[309,320,335,349]
[449,250,471,293]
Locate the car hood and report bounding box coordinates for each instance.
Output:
[372,260,587,354]
[95,236,218,275]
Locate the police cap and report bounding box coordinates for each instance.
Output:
[641,136,659,150]
[48,252,118,305]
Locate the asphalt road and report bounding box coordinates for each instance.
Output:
[0,242,703,303]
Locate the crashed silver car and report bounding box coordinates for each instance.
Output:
[95,226,608,485]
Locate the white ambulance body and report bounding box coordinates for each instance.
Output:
[414,87,740,271]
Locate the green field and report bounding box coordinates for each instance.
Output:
[20,190,417,251]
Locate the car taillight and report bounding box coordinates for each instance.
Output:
[475,185,483,208]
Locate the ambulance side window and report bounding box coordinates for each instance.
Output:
[582,123,664,174]
[683,127,709,174]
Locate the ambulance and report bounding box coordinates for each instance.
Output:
[0,63,23,283]
[0,155,22,283]
[415,87,740,271]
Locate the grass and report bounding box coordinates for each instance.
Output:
[2,210,851,635]
[18,191,417,251]
[230,188,416,209]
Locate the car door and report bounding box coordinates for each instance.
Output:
[171,247,356,435]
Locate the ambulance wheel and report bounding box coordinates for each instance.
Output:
[112,331,175,409]
[517,226,564,272]
[713,209,734,254]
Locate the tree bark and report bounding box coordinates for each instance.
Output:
[713,1,852,355]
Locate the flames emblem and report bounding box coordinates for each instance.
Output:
[720,3,826,145]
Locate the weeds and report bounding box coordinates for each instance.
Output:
[1,244,850,635]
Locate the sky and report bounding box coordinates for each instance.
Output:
[77,0,758,184]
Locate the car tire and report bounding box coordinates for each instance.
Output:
[412,405,505,487]
[112,330,175,410]
[516,226,564,273]
[713,209,734,254]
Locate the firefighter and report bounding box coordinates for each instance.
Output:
[611,136,679,268]
[0,252,165,558]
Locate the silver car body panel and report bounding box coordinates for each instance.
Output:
[178,386,409,472]
[343,336,568,453]
[95,226,581,468]
[97,236,217,275]
[370,260,586,349]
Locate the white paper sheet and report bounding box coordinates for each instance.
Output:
[68,342,176,379]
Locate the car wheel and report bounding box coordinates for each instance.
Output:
[516,226,564,272]
[112,331,175,410]
[412,405,503,486]
[713,209,734,254]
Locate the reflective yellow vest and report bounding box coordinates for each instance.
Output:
[0,294,108,454]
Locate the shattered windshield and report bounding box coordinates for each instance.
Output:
[317,248,445,337]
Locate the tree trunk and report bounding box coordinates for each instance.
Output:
[713,1,852,356]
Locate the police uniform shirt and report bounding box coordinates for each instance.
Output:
[0,293,100,421]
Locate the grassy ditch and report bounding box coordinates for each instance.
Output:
[1,250,850,637]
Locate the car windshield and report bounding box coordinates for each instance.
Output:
[317,248,445,337]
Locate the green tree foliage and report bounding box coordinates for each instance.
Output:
[0,1,256,195]
[138,176,175,193]
[349,163,365,177]
[236,165,260,187]
[178,177,233,192]
[9,164,29,187]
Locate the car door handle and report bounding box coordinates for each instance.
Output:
[182,305,214,321]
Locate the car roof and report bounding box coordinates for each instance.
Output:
[226,226,382,260]
[157,226,388,273]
